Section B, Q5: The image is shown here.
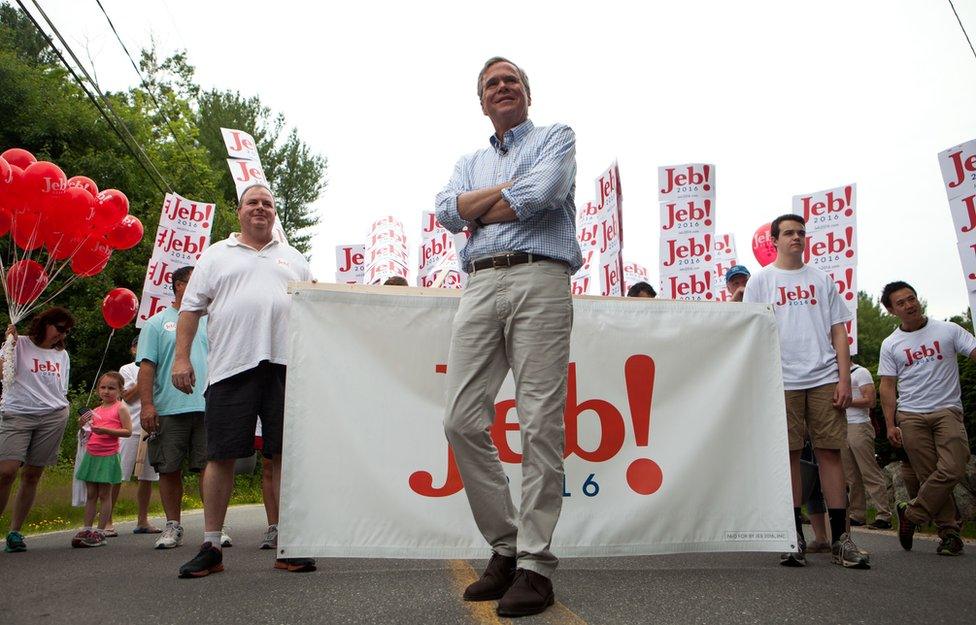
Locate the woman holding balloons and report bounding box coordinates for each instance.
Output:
[0,306,75,553]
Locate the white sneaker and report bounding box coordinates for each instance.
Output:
[259,524,278,550]
[220,526,233,548]
[155,523,183,549]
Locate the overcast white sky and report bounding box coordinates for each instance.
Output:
[23,0,976,317]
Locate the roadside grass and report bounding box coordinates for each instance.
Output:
[802,506,975,540]
[1,460,265,536]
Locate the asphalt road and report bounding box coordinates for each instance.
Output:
[2,505,973,625]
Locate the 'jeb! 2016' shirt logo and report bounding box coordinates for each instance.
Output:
[903,341,944,367]
[29,358,62,379]
[775,284,818,307]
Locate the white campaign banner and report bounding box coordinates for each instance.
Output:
[278,285,796,558]
[622,262,649,290]
[136,193,215,326]
[939,138,976,202]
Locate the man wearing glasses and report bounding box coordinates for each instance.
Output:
[136,266,212,550]
[744,214,868,569]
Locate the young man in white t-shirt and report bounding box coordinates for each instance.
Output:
[878,281,976,557]
[744,214,869,569]
[840,364,891,529]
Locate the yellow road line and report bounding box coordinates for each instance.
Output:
[448,560,588,625]
[448,560,510,625]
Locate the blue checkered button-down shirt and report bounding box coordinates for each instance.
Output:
[435,120,583,273]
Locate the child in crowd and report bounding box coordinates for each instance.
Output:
[71,372,132,548]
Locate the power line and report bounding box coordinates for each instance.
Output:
[21,0,174,193]
[13,0,169,196]
[948,0,976,63]
[93,0,200,175]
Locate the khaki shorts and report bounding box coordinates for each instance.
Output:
[784,383,847,451]
[0,407,70,466]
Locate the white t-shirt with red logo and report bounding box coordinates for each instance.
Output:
[743,264,853,390]
[181,234,313,386]
[1,337,70,415]
[846,365,874,424]
[878,319,976,413]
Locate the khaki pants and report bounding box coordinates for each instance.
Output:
[444,260,573,578]
[841,421,891,522]
[897,408,970,532]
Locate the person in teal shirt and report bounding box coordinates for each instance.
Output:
[136,266,210,550]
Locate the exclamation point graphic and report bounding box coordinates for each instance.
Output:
[844,226,854,258]
[933,340,943,360]
[844,186,853,216]
[843,268,854,301]
[203,204,213,228]
[702,165,711,191]
[809,284,817,306]
[703,199,713,226]
[624,355,662,495]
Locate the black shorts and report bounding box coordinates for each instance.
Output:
[204,361,286,460]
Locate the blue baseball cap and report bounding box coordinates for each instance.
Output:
[725,265,751,281]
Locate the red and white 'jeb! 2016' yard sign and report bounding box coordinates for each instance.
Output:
[136,193,215,326]
[658,163,717,301]
[939,139,976,317]
[792,183,858,355]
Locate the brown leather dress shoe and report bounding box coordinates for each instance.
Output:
[496,569,555,617]
[463,552,516,601]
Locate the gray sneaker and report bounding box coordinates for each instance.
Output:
[221,526,233,548]
[259,524,278,550]
[832,532,870,569]
[155,523,184,549]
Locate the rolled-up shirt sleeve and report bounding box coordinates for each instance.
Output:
[435,158,469,234]
[180,254,213,313]
[502,124,576,221]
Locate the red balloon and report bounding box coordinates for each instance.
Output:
[11,213,44,250]
[92,189,128,232]
[5,259,49,305]
[0,207,10,237]
[23,161,67,213]
[44,185,93,235]
[70,237,112,277]
[66,175,98,196]
[105,215,143,250]
[44,230,87,261]
[752,223,777,267]
[0,157,9,187]
[101,287,139,329]
[1,165,27,214]
[0,148,36,170]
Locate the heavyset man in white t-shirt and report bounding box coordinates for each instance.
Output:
[744,213,869,569]
[171,183,315,578]
[878,281,976,557]
[840,364,891,529]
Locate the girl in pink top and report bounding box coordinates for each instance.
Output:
[71,372,131,548]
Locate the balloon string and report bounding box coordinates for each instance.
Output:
[85,328,114,407]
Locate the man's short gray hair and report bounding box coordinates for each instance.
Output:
[476,56,531,101]
[238,183,275,210]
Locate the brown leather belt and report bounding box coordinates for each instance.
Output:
[466,252,560,273]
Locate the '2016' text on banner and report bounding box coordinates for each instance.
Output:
[278,286,795,558]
